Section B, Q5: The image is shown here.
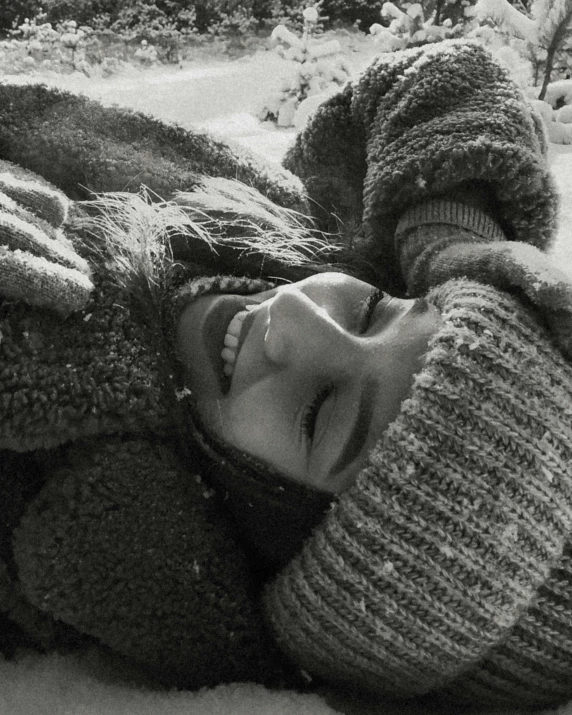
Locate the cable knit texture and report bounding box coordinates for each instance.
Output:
[2,40,572,705]
[265,280,572,709]
[284,40,559,294]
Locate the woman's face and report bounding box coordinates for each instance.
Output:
[177,273,443,493]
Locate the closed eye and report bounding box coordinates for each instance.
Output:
[301,383,333,444]
[359,289,384,333]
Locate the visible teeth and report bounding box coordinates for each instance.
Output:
[221,346,236,364]
[223,333,239,348]
[226,310,249,337]
[221,305,257,378]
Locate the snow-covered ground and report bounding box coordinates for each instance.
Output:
[548,144,572,274]
[0,36,378,165]
[2,40,572,274]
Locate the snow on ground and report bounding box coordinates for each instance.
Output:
[0,33,377,165]
[548,144,572,278]
[2,38,572,275]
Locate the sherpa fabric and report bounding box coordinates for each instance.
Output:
[0,82,305,210]
[2,38,571,710]
[284,39,560,295]
[0,164,298,690]
[0,82,340,692]
[265,279,572,710]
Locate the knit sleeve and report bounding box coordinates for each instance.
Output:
[286,40,559,292]
[395,196,572,362]
[10,437,289,689]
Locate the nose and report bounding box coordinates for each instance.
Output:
[263,289,355,376]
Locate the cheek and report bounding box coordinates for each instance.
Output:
[208,379,309,482]
[364,315,442,440]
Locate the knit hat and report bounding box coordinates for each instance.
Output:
[173,274,334,574]
[263,278,572,710]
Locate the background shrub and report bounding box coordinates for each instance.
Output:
[317,0,382,29]
[0,0,41,34]
[34,0,117,25]
[0,0,384,35]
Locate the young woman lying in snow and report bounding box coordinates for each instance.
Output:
[1,39,572,711]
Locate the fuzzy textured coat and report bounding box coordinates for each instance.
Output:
[0,162,301,690]
[283,40,560,294]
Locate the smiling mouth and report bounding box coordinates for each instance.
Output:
[221,304,257,377]
[202,296,260,393]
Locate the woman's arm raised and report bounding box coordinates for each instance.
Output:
[285,40,560,295]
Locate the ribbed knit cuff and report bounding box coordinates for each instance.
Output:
[396,200,506,243]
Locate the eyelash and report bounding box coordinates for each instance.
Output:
[301,383,333,444]
[360,288,384,333]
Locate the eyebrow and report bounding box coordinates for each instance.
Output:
[330,380,377,477]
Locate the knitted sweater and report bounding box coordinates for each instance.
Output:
[265,276,572,710]
[264,41,572,709]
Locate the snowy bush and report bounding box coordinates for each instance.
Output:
[527,78,572,144]
[133,38,158,65]
[368,1,476,51]
[0,4,205,75]
[474,0,572,97]
[0,13,104,76]
[369,2,462,51]
[472,0,572,143]
[259,4,351,127]
[110,2,201,64]
[317,0,383,29]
